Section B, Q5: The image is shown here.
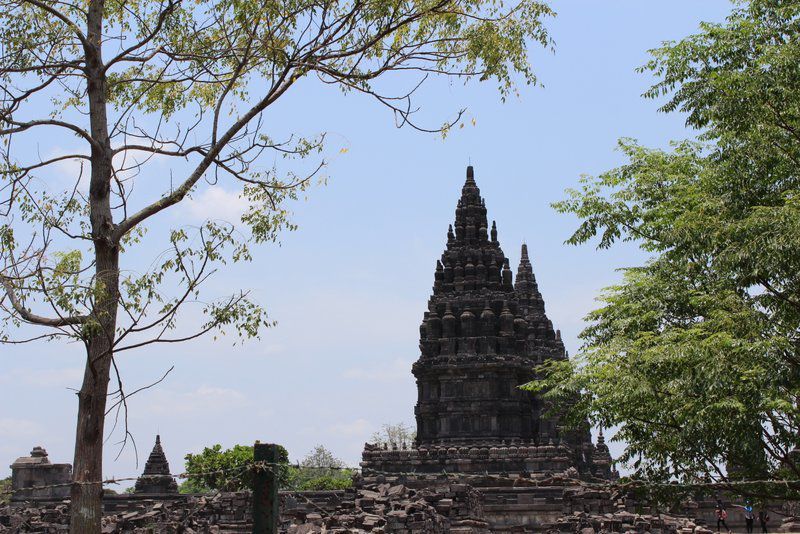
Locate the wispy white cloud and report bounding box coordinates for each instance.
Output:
[0,419,50,472]
[341,358,411,382]
[0,368,82,388]
[141,385,248,416]
[0,418,44,439]
[327,418,372,438]
[36,146,91,193]
[257,344,285,356]
[180,186,250,223]
[272,291,419,351]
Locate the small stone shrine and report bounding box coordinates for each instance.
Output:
[133,435,179,494]
[9,446,72,501]
[362,166,616,479]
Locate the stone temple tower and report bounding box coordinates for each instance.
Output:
[362,166,615,478]
[134,435,179,494]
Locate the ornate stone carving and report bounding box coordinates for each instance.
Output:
[362,166,616,479]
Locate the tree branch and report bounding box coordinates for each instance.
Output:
[0,274,87,326]
[0,119,100,150]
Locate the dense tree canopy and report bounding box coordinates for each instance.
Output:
[529,0,800,493]
[287,445,355,491]
[181,443,353,492]
[182,443,290,493]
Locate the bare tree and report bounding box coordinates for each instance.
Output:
[0,0,552,530]
[371,422,416,449]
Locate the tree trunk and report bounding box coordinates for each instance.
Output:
[70,331,114,532]
[69,196,118,534]
[69,199,118,534]
[70,236,118,533]
[71,1,116,531]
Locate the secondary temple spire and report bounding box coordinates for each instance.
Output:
[514,243,536,291]
[134,435,178,494]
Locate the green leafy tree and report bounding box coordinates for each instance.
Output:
[528,0,800,495]
[0,0,554,530]
[183,443,290,493]
[287,471,354,490]
[177,477,208,495]
[286,445,354,490]
[0,477,10,505]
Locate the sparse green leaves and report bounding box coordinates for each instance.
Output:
[205,294,272,341]
[1,0,554,345]
[91,0,554,119]
[286,445,354,491]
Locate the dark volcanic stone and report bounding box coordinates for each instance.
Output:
[361,166,616,479]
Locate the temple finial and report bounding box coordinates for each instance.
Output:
[466,165,474,182]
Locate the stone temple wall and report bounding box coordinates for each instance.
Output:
[361,442,573,475]
[3,479,795,533]
[2,442,794,532]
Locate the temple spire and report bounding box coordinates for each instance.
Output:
[592,427,618,480]
[515,242,546,311]
[432,166,508,296]
[454,165,488,243]
[383,165,606,479]
[134,435,178,494]
[515,243,536,289]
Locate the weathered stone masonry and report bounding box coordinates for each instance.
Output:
[362,166,615,480]
[8,447,71,502]
[133,435,179,495]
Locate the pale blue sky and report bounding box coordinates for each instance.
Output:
[1,1,732,482]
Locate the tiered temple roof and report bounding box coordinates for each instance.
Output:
[362,166,615,479]
[134,435,178,494]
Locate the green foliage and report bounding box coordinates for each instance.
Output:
[177,478,209,495]
[0,0,555,347]
[530,0,800,492]
[0,477,10,505]
[286,470,354,490]
[0,0,554,529]
[284,445,355,491]
[183,444,289,493]
[182,443,353,492]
